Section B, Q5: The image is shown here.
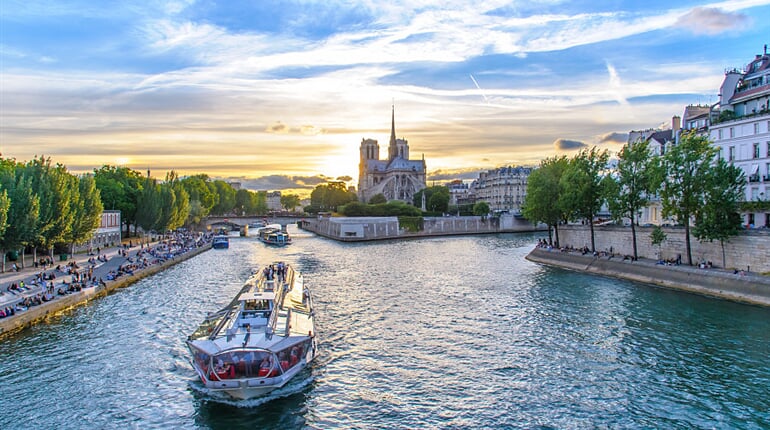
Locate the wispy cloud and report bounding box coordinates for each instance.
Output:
[675,7,750,35]
[554,138,588,150]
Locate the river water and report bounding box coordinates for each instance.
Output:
[1,229,768,429]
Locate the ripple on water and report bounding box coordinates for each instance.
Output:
[1,234,769,429]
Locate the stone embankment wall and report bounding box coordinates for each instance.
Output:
[0,244,211,337]
[301,215,543,242]
[526,248,770,307]
[555,225,770,273]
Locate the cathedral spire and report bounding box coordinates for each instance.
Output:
[389,104,396,147]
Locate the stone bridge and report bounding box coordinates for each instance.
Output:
[204,215,305,230]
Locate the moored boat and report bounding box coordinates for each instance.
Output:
[212,235,230,249]
[257,224,291,246]
[187,262,316,400]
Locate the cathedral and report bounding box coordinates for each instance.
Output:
[357,107,427,204]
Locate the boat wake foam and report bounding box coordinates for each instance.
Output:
[188,374,315,407]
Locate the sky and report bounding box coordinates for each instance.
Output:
[2,0,770,193]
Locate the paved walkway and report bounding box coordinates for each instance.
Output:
[0,242,153,311]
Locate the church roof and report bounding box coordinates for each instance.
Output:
[386,157,425,171]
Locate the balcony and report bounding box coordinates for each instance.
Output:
[748,174,761,183]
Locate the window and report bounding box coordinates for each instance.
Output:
[754,143,760,159]
[729,146,735,161]
[767,141,770,157]
[718,129,723,140]
[730,127,735,138]
[755,123,760,134]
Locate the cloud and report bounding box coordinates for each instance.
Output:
[598,132,629,144]
[226,174,332,190]
[266,122,325,135]
[675,7,750,35]
[428,167,483,181]
[553,138,587,150]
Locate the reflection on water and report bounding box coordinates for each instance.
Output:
[0,231,768,429]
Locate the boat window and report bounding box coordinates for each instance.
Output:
[277,341,309,371]
[210,350,280,380]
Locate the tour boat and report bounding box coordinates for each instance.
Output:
[187,263,316,400]
[212,235,230,249]
[257,224,291,246]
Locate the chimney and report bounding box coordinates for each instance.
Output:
[672,115,681,133]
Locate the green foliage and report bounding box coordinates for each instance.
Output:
[559,147,610,251]
[472,201,490,216]
[368,193,387,205]
[650,226,667,247]
[310,181,357,212]
[398,216,424,232]
[136,177,162,233]
[660,131,720,265]
[0,189,8,242]
[413,186,449,212]
[94,165,144,237]
[692,158,745,255]
[280,194,301,211]
[69,175,104,245]
[522,155,569,246]
[0,159,39,259]
[26,157,76,252]
[604,139,662,259]
[210,180,236,215]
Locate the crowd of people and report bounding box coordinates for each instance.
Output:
[1,230,213,321]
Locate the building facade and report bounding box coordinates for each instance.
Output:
[466,166,532,213]
[93,210,122,247]
[709,47,770,228]
[357,107,427,204]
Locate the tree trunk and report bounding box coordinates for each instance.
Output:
[548,224,553,246]
[589,218,596,252]
[1,249,5,273]
[22,247,27,269]
[630,213,638,260]
[684,223,693,266]
[554,224,560,248]
[720,240,726,269]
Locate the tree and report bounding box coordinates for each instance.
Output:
[650,226,667,261]
[180,174,217,224]
[26,157,76,260]
[68,174,104,254]
[210,180,236,215]
[522,156,569,247]
[692,158,745,268]
[368,193,387,205]
[559,147,610,252]
[660,131,719,266]
[472,201,490,217]
[309,182,357,212]
[94,165,143,238]
[0,159,39,271]
[280,194,301,211]
[0,189,8,243]
[413,186,449,213]
[135,177,161,235]
[604,139,662,260]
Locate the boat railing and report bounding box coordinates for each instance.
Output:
[266,266,294,335]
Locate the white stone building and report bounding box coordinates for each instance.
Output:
[466,166,532,213]
[709,46,770,228]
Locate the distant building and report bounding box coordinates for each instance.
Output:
[357,106,427,204]
[709,46,770,227]
[467,166,532,213]
[266,191,282,211]
[93,210,121,246]
[228,181,242,190]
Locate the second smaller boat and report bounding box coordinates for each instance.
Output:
[258,224,291,246]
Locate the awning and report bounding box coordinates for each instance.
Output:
[751,164,759,175]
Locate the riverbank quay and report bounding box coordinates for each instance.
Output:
[0,234,212,338]
[526,247,770,307]
[299,214,544,241]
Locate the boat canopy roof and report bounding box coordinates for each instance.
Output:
[238,291,275,302]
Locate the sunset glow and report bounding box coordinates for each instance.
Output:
[2,1,770,191]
